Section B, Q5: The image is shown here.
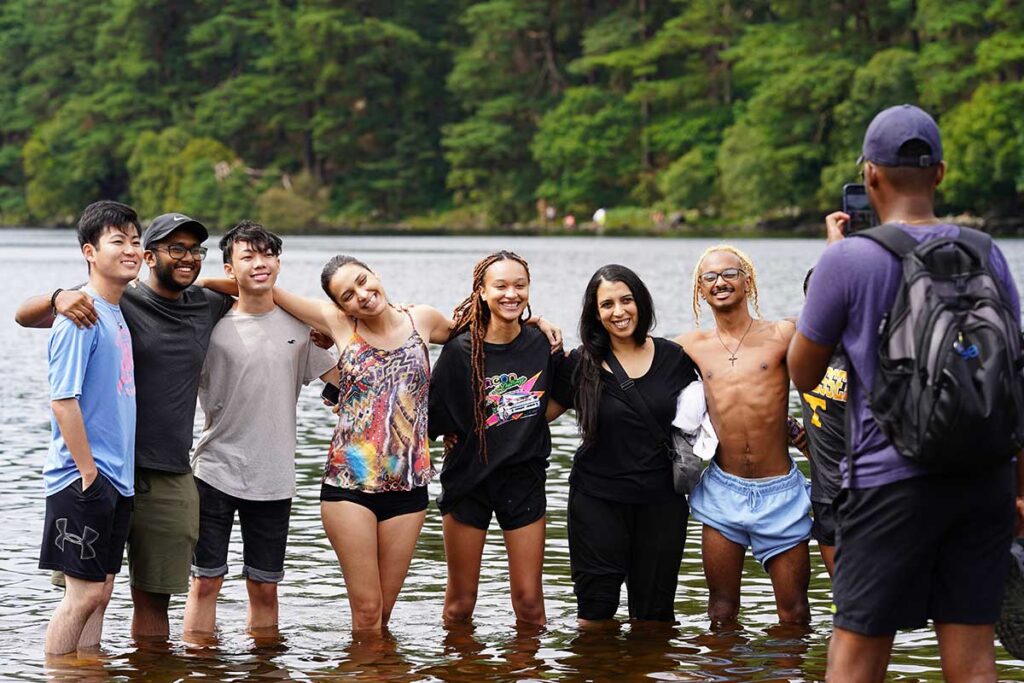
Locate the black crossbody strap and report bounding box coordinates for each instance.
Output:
[605,352,671,447]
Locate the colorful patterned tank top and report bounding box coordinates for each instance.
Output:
[324,312,434,492]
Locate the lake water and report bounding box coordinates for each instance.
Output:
[2,229,1022,681]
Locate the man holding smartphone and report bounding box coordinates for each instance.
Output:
[789,105,1023,682]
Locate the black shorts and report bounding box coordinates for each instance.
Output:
[568,486,689,622]
[192,478,292,584]
[320,484,428,521]
[833,463,1015,636]
[39,475,133,582]
[440,459,547,531]
[811,500,836,547]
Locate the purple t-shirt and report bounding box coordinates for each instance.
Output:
[797,224,1020,488]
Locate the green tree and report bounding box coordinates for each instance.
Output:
[444,0,570,223]
[532,86,641,214]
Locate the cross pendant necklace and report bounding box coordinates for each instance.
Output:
[715,319,754,366]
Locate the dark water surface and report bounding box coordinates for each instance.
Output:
[2,230,1022,681]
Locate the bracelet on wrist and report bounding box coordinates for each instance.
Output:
[50,288,64,316]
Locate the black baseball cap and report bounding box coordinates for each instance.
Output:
[142,213,209,250]
[858,104,943,167]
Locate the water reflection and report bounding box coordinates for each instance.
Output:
[3,232,1023,681]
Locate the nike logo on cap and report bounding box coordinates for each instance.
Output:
[172,215,188,222]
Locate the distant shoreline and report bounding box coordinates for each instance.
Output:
[5,214,1023,238]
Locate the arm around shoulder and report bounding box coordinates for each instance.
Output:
[410,305,455,344]
[272,287,341,338]
[16,289,96,329]
[673,329,698,351]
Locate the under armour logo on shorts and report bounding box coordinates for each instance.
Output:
[54,518,99,560]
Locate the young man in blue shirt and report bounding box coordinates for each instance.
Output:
[39,201,142,655]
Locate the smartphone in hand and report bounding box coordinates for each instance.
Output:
[842,184,878,234]
[321,383,341,406]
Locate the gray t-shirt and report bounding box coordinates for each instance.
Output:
[192,306,337,500]
[120,283,233,473]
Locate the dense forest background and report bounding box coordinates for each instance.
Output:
[1,0,1022,232]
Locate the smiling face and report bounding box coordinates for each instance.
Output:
[224,239,280,294]
[698,250,750,313]
[479,259,530,325]
[596,279,638,341]
[328,263,388,318]
[83,225,142,284]
[146,228,204,294]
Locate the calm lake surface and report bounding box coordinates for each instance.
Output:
[2,229,1023,682]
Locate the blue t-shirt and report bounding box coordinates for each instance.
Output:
[45,291,137,497]
[797,224,1020,488]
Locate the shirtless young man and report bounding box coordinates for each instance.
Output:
[675,245,811,626]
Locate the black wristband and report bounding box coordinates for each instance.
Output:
[50,288,64,316]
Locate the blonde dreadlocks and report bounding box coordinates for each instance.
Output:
[691,244,762,326]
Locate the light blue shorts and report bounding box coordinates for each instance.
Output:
[689,459,812,566]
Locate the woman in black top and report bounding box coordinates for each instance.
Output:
[548,264,698,625]
[429,251,562,626]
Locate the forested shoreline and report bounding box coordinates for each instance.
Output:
[1,1,1022,233]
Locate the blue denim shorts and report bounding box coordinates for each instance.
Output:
[689,459,812,565]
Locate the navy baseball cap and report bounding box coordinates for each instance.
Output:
[142,213,209,249]
[858,104,943,167]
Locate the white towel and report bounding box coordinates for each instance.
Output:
[672,381,719,461]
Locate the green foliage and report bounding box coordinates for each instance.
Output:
[941,82,1024,214]
[2,0,1023,227]
[532,86,641,214]
[127,128,257,230]
[658,146,717,211]
[257,173,328,232]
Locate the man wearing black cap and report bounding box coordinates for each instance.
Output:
[788,105,1023,680]
[15,212,234,641]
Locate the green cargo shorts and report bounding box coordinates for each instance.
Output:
[127,468,200,594]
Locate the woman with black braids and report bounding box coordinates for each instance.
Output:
[429,251,564,626]
[547,264,699,626]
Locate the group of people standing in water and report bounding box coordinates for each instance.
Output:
[19,204,820,645]
[18,104,1024,683]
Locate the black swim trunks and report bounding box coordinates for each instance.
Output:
[833,462,1015,636]
[39,475,132,582]
[811,500,837,547]
[440,459,546,531]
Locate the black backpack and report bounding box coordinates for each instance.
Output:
[854,224,1024,469]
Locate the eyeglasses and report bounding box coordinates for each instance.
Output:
[700,267,745,284]
[153,245,208,260]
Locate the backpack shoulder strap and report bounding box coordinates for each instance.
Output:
[605,352,670,445]
[954,226,992,268]
[851,223,919,258]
